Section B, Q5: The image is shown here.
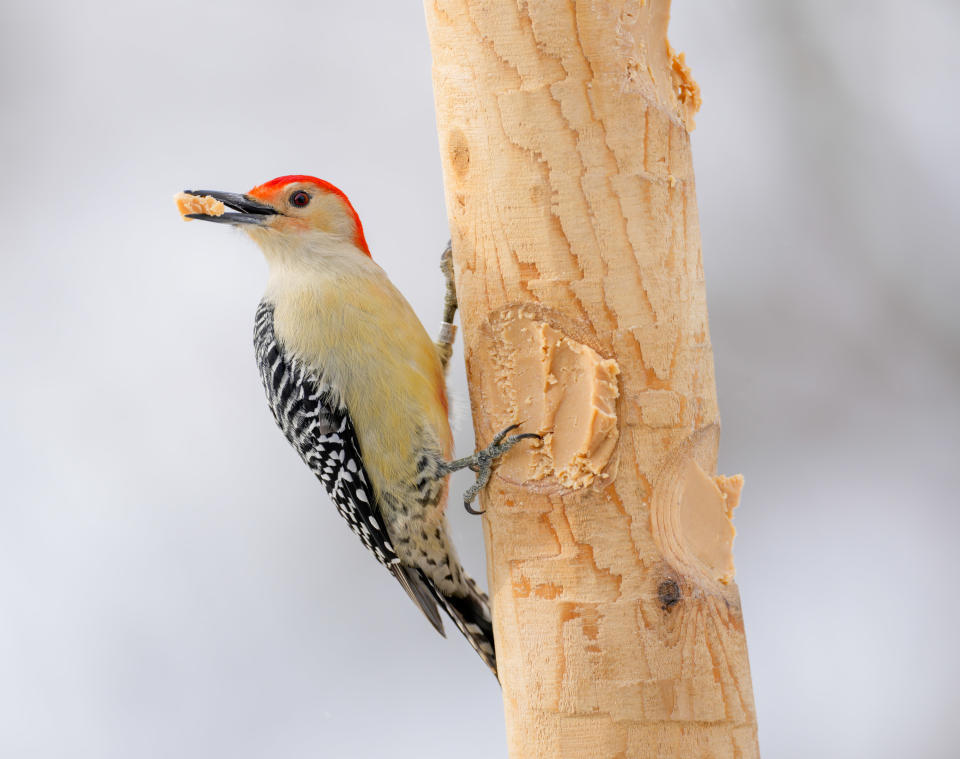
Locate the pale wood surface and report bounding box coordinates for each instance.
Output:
[423,1,759,756]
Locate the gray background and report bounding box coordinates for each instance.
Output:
[1,1,957,757]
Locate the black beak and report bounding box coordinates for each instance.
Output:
[182,189,276,225]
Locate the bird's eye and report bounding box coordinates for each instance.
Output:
[290,190,310,207]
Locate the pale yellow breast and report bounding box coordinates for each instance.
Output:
[269,261,452,499]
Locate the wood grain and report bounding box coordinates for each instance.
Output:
[422,1,759,756]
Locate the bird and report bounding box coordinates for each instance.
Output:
[179,175,537,676]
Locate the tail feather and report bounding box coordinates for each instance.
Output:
[392,564,445,637]
[428,572,497,677]
[393,564,497,677]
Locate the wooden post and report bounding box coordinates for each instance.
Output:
[423,1,759,757]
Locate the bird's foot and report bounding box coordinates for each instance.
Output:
[441,424,541,515]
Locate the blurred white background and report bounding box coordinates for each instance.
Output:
[1,1,958,757]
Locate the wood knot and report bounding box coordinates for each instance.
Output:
[658,579,682,610]
[448,128,470,179]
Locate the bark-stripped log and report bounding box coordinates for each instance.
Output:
[423,2,759,756]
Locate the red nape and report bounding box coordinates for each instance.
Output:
[249,174,371,257]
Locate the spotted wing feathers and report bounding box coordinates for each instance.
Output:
[254,302,399,565]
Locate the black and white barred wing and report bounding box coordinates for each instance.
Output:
[253,302,445,634]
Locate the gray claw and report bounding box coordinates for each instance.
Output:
[463,455,494,514]
[491,423,522,446]
[456,425,541,515]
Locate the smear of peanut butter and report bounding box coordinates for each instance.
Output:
[678,461,742,583]
[667,42,702,129]
[489,308,619,489]
[649,427,744,589]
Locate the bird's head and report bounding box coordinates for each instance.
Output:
[182,175,370,259]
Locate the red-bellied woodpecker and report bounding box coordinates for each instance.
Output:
[181,175,536,676]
